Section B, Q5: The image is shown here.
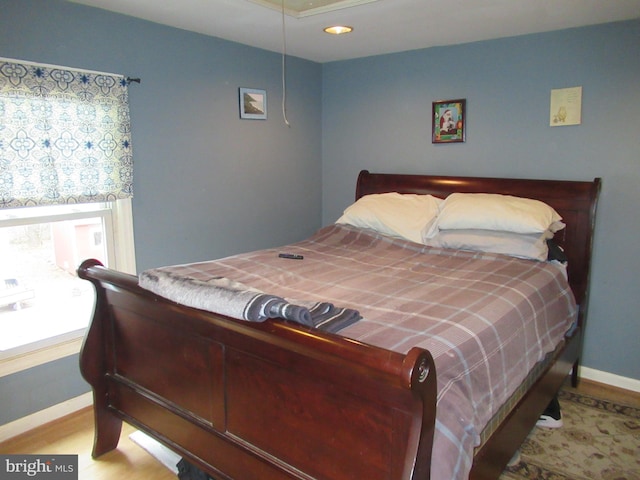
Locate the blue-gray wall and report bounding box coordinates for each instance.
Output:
[322,20,640,382]
[0,0,322,425]
[0,0,323,271]
[0,0,637,428]
[0,356,88,423]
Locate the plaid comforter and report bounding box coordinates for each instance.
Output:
[143,224,577,480]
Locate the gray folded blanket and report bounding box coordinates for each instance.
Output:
[139,269,360,332]
[299,301,363,333]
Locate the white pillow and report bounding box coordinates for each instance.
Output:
[424,229,553,261]
[424,193,564,238]
[336,192,442,244]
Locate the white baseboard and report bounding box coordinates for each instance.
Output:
[0,392,93,443]
[580,366,640,393]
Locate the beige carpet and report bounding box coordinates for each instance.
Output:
[500,389,640,480]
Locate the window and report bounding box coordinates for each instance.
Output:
[0,199,135,370]
[0,58,136,373]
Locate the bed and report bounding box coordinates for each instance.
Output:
[78,170,600,480]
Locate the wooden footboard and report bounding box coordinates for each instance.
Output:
[78,259,437,480]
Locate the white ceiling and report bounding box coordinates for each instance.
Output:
[69,0,640,63]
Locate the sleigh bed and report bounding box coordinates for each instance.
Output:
[79,170,600,480]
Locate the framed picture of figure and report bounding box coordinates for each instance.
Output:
[432,99,465,143]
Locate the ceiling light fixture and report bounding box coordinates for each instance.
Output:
[323,25,354,35]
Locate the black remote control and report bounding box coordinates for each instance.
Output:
[278,253,304,260]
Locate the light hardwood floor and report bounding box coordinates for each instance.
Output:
[0,408,175,480]
[0,379,637,479]
[568,377,640,408]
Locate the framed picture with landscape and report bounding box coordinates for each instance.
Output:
[239,87,267,120]
[432,99,466,143]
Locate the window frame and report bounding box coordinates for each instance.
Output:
[0,198,136,376]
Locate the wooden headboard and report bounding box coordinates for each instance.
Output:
[356,170,601,319]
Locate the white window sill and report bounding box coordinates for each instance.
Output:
[0,333,84,378]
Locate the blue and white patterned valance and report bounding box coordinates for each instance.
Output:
[0,59,134,208]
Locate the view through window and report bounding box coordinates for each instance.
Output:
[0,204,111,353]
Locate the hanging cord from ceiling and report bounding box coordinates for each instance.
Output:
[281,0,291,126]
